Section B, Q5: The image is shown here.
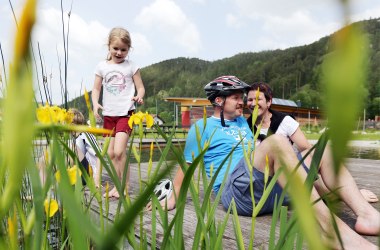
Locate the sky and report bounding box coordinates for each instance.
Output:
[1,0,380,104]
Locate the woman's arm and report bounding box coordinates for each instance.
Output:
[289,127,312,152]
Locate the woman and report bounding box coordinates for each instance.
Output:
[246,82,378,203]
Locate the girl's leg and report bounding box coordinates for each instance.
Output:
[108,132,129,198]
[104,137,116,197]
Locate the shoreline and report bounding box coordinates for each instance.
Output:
[309,140,380,149]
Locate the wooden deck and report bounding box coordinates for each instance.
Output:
[90,158,380,249]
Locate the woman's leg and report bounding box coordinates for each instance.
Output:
[254,135,377,249]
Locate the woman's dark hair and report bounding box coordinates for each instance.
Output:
[250,82,273,101]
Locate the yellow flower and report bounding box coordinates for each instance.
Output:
[264,154,269,186]
[128,112,142,128]
[105,182,110,200]
[84,88,96,127]
[84,88,91,105]
[56,108,67,124]
[55,165,82,185]
[44,148,49,162]
[89,165,93,177]
[66,124,112,136]
[36,104,73,125]
[67,165,82,184]
[49,105,61,123]
[14,0,36,63]
[210,163,214,178]
[36,104,51,124]
[128,111,154,128]
[7,214,16,245]
[65,110,74,124]
[147,142,154,178]
[44,198,59,217]
[255,86,260,100]
[149,142,154,160]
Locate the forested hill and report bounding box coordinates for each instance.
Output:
[69,18,380,121]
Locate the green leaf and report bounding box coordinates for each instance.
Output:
[322,24,368,174]
[0,0,36,220]
[231,199,245,250]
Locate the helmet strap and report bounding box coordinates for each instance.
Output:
[220,110,227,127]
[217,97,229,127]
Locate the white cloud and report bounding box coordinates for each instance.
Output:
[231,0,328,19]
[262,11,340,46]
[351,6,380,22]
[226,0,347,51]
[130,32,152,57]
[31,8,113,103]
[34,8,109,55]
[189,0,205,3]
[135,0,202,53]
[226,13,244,29]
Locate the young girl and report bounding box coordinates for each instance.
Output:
[91,27,145,198]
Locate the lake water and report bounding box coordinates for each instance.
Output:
[129,145,379,163]
[349,147,379,160]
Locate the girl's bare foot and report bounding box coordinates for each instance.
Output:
[103,187,117,198]
[111,189,121,198]
[360,189,378,203]
[109,186,129,199]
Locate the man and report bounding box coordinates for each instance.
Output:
[149,76,379,249]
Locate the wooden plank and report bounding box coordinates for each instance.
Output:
[90,158,380,248]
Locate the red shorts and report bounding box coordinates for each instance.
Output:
[103,111,134,137]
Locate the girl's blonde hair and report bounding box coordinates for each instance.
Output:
[70,108,85,125]
[107,27,131,60]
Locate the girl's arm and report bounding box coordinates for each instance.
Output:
[132,69,145,104]
[92,75,103,119]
